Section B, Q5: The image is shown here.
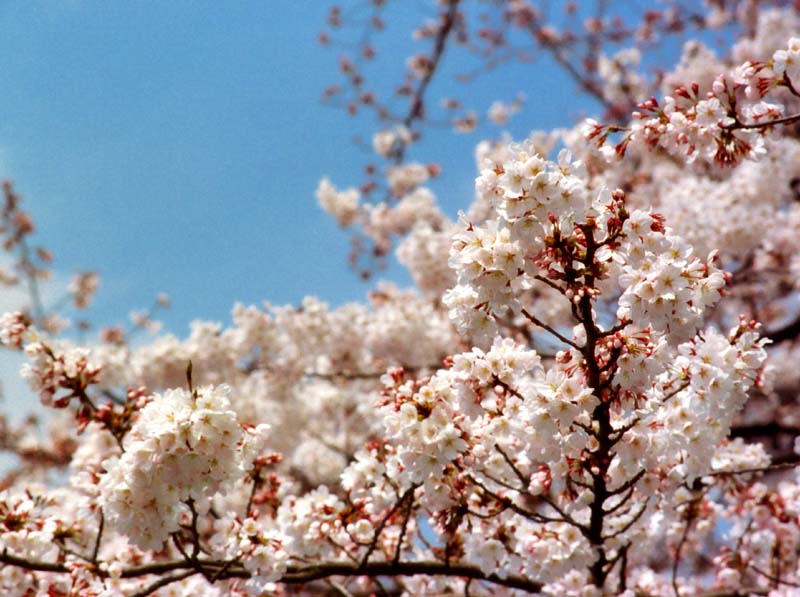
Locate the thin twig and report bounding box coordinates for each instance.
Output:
[672,507,695,597]
[91,509,104,563]
[521,307,580,349]
[393,489,415,566]
[130,570,197,597]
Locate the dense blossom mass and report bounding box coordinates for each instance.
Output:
[2,1,800,596]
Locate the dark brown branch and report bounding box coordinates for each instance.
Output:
[607,470,646,498]
[0,549,70,574]
[281,560,543,593]
[731,422,800,440]
[91,509,104,564]
[121,559,237,579]
[403,0,460,129]
[0,550,544,594]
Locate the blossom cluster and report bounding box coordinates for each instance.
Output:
[586,35,800,167]
[1,3,800,596]
[444,147,597,338]
[316,173,444,254]
[98,385,269,550]
[615,210,727,341]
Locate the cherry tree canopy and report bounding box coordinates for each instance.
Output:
[1,2,800,596]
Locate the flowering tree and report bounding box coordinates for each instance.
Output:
[1,1,800,596]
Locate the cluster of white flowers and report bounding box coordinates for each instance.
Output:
[444,147,598,338]
[316,174,444,252]
[597,48,647,106]
[386,162,431,197]
[0,490,66,565]
[396,221,457,296]
[487,95,523,125]
[379,369,469,499]
[68,272,99,309]
[82,286,458,495]
[98,385,269,550]
[639,143,798,262]
[648,322,769,482]
[370,340,547,504]
[93,283,456,386]
[771,36,800,82]
[275,485,350,561]
[0,311,34,350]
[3,3,800,595]
[20,340,100,407]
[708,469,800,595]
[615,210,727,341]
[362,339,608,584]
[588,33,800,168]
[660,41,726,98]
[362,186,443,240]
[210,514,289,594]
[372,124,412,157]
[316,177,360,227]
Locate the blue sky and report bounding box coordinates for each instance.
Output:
[0,1,698,335]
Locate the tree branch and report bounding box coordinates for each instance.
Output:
[0,550,545,594]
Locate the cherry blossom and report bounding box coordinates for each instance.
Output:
[0,2,799,596]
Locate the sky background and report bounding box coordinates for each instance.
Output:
[0,1,720,337]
